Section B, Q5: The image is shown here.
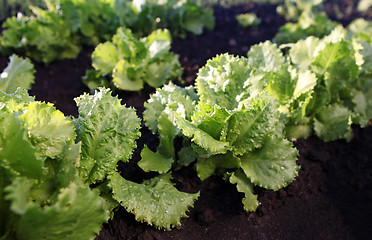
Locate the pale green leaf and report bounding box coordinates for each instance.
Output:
[16,183,108,240]
[240,136,299,190]
[92,42,121,74]
[247,41,285,71]
[289,36,321,70]
[144,83,197,132]
[311,41,359,96]
[18,102,76,159]
[196,53,252,110]
[4,176,34,215]
[0,110,43,179]
[75,88,141,184]
[0,55,35,93]
[192,104,231,140]
[112,59,144,91]
[108,172,199,230]
[314,104,352,142]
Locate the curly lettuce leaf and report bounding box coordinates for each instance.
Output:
[13,183,108,240]
[108,172,199,230]
[74,88,141,184]
[226,94,280,155]
[144,83,197,132]
[288,36,321,70]
[18,102,76,159]
[167,106,230,156]
[240,136,299,190]
[313,104,352,142]
[0,110,43,179]
[92,42,121,75]
[247,41,285,72]
[228,169,259,212]
[138,146,174,174]
[196,54,252,110]
[311,41,359,97]
[0,55,35,93]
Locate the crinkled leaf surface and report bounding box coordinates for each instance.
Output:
[144,83,197,132]
[15,183,108,240]
[192,104,231,140]
[229,169,259,212]
[196,54,251,110]
[0,55,35,93]
[247,41,285,71]
[226,94,279,155]
[240,136,299,190]
[311,41,359,96]
[314,104,352,142]
[19,102,76,159]
[167,108,230,156]
[108,172,199,230]
[289,36,321,70]
[75,88,141,184]
[112,59,144,91]
[0,110,43,179]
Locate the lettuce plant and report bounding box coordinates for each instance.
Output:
[85,27,182,91]
[141,54,300,212]
[274,0,339,44]
[247,24,372,141]
[0,87,198,238]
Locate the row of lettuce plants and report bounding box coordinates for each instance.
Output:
[0,0,214,64]
[0,1,372,238]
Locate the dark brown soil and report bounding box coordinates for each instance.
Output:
[1,1,371,240]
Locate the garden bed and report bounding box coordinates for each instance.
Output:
[0,1,371,239]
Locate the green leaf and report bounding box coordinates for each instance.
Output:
[92,42,121,74]
[289,36,321,70]
[108,172,199,230]
[145,29,172,58]
[196,151,241,180]
[4,176,34,215]
[112,59,144,91]
[192,104,231,140]
[75,88,141,184]
[0,55,35,93]
[196,53,252,110]
[240,136,299,190]
[167,108,230,156]
[156,112,180,158]
[311,41,359,96]
[144,83,197,132]
[138,146,173,174]
[0,110,43,179]
[144,53,180,88]
[314,104,352,142]
[247,41,285,71]
[229,169,259,212]
[15,183,108,240]
[18,102,76,159]
[226,94,280,155]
